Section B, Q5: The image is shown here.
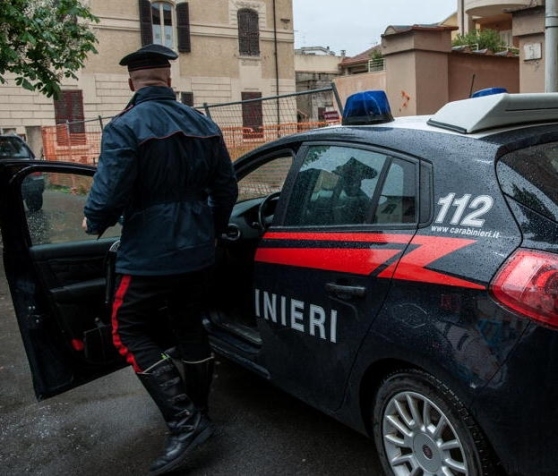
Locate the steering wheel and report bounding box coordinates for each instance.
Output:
[257,191,281,231]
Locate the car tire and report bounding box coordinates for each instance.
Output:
[25,194,43,212]
[373,369,499,476]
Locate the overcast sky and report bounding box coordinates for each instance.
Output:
[292,0,456,57]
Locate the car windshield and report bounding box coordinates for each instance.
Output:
[497,141,558,222]
[0,137,32,159]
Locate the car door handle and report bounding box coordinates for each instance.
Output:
[325,283,367,299]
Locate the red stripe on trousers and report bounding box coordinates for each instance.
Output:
[111,274,142,372]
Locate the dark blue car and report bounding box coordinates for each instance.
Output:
[2,91,558,476]
[0,134,44,211]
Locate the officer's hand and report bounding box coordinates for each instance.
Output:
[82,217,88,231]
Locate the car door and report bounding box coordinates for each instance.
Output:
[253,142,420,410]
[0,161,124,400]
[208,148,296,361]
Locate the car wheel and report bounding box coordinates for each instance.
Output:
[25,194,43,212]
[373,369,498,476]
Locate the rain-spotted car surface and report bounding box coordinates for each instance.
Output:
[2,91,558,476]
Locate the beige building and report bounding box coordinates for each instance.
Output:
[0,0,295,156]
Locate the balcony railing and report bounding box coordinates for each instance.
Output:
[368,58,385,72]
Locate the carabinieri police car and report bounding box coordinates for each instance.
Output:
[2,90,558,476]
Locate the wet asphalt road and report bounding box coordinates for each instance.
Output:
[0,256,383,475]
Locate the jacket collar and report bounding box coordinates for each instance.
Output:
[129,86,176,107]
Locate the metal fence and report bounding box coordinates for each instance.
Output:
[41,116,107,165]
[41,85,343,164]
[202,85,343,159]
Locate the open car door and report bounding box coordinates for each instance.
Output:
[0,161,125,400]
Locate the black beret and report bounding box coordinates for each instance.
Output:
[119,44,178,72]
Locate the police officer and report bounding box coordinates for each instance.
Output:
[82,44,238,475]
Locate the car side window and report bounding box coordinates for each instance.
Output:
[25,172,121,245]
[237,155,292,201]
[284,145,386,226]
[374,158,417,225]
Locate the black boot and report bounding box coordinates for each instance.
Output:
[137,358,214,476]
[182,356,214,416]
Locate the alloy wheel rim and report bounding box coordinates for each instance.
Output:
[382,391,468,476]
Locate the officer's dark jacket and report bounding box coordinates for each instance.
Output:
[84,86,238,276]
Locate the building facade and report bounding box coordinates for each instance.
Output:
[454,1,546,93]
[457,0,543,38]
[294,46,343,121]
[329,0,552,117]
[0,0,295,156]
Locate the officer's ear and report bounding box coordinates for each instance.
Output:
[128,77,135,92]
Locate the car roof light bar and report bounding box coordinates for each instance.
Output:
[471,87,508,98]
[342,90,394,126]
[428,93,558,134]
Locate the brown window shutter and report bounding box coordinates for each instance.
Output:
[248,10,260,56]
[238,9,259,56]
[53,90,85,144]
[241,92,263,138]
[177,3,191,53]
[238,9,249,55]
[180,92,194,106]
[139,0,153,46]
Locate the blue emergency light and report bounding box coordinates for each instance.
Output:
[342,90,394,125]
[471,87,508,98]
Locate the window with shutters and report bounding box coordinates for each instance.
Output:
[138,1,191,52]
[180,92,194,106]
[151,1,173,48]
[238,8,259,56]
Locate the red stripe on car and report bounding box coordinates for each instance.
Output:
[256,231,485,290]
[256,247,401,275]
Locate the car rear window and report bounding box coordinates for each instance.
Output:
[497,142,558,222]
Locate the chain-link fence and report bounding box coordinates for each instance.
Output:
[41,85,343,164]
[203,85,342,159]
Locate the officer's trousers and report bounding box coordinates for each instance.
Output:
[111,269,212,373]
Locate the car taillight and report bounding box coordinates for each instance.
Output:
[490,249,558,329]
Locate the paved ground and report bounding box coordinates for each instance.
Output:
[0,255,382,475]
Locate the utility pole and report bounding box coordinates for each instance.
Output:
[545,0,558,91]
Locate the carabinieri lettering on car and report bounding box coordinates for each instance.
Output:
[254,289,338,343]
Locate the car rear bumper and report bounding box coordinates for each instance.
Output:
[473,323,558,475]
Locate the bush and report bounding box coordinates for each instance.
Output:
[452,29,507,52]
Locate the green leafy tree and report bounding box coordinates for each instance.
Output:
[0,0,99,98]
[452,28,507,53]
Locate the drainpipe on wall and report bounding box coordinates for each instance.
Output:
[458,0,465,34]
[546,0,558,91]
[273,0,280,128]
